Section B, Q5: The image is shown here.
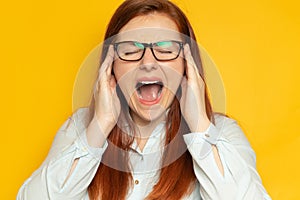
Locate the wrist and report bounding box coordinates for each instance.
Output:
[195,118,211,132]
[93,112,117,135]
[189,116,211,133]
[86,116,111,148]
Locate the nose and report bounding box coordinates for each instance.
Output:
[139,48,158,71]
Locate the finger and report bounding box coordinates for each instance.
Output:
[180,76,187,103]
[98,45,114,78]
[110,75,117,89]
[184,44,200,81]
[105,45,115,77]
[94,45,114,93]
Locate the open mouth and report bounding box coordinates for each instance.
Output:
[135,80,164,105]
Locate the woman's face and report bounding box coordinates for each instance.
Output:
[113,13,185,125]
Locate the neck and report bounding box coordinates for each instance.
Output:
[130,111,166,138]
[129,110,166,151]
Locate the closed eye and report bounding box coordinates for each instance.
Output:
[124,49,143,55]
[156,50,173,54]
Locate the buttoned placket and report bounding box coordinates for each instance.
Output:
[126,122,166,199]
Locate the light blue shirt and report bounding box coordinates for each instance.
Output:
[17,108,272,200]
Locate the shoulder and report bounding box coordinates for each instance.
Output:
[213,113,251,147]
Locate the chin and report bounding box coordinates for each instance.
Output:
[129,102,168,125]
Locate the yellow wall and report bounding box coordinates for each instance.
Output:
[1,0,299,199]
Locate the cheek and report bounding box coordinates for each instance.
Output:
[112,62,136,99]
[178,64,185,76]
[163,61,184,96]
[112,61,124,80]
[172,60,185,81]
[113,60,138,81]
[172,59,185,75]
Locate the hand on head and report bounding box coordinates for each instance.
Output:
[180,44,210,132]
[93,45,121,136]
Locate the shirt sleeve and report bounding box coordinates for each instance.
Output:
[17,108,108,200]
[183,115,272,200]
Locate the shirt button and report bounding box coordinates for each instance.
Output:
[204,133,210,137]
[134,180,139,185]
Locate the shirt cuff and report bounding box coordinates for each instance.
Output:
[183,123,220,159]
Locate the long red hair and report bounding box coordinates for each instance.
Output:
[88,0,215,199]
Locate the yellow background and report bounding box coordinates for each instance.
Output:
[1,0,299,199]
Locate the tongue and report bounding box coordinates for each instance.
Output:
[139,84,161,101]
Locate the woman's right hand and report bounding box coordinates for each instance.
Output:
[90,45,121,141]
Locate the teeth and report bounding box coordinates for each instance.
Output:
[140,81,160,85]
[136,81,163,90]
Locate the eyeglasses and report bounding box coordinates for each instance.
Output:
[113,40,184,61]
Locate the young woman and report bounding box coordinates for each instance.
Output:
[17,0,272,199]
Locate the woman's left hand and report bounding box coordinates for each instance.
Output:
[180,44,211,132]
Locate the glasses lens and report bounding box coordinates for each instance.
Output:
[153,41,181,60]
[116,42,144,61]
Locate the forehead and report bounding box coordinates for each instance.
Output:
[115,13,182,42]
[115,28,183,43]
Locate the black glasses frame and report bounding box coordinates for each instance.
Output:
[113,40,184,61]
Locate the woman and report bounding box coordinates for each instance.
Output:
[17,0,271,199]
